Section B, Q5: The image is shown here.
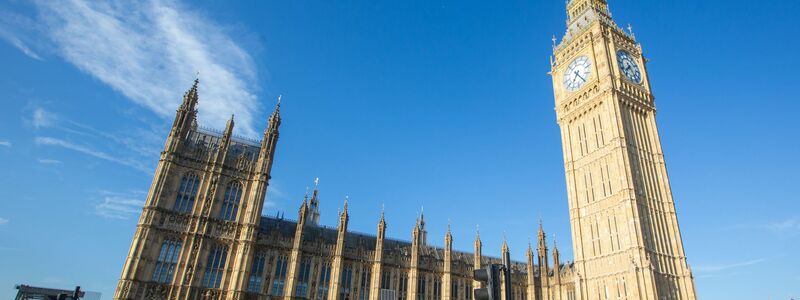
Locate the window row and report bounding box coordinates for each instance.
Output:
[172,173,244,221]
[151,240,229,289]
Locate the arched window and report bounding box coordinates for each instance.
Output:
[219,181,243,221]
[202,245,229,288]
[174,173,200,213]
[152,238,182,283]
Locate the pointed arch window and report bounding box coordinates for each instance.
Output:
[152,238,182,283]
[248,252,267,293]
[174,173,200,213]
[202,245,228,288]
[220,181,243,221]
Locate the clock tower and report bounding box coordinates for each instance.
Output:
[550,0,697,299]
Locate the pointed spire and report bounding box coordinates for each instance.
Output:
[338,196,349,232]
[553,235,559,254]
[528,238,533,254]
[502,236,509,253]
[182,78,199,109]
[224,114,235,135]
[266,95,282,133]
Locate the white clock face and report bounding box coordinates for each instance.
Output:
[616,50,642,84]
[563,56,592,92]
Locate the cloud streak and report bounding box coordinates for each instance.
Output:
[38,158,62,164]
[6,0,262,136]
[35,136,150,172]
[765,218,800,232]
[95,194,145,220]
[0,218,8,225]
[693,258,766,273]
[0,140,10,148]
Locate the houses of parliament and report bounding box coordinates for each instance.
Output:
[114,1,697,299]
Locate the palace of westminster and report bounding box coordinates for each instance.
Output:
[114,1,697,299]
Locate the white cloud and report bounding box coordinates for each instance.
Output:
[0,10,44,60]
[0,218,8,225]
[95,192,145,220]
[0,28,42,60]
[32,107,57,129]
[37,158,62,164]
[35,136,150,172]
[8,0,262,136]
[0,140,10,148]
[693,258,765,273]
[765,218,800,232]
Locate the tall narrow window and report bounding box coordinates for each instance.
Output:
[451,281,457,300]
[416,276,426,300]
[296,257,312,298]
[272,255,289,296]
[219,181,243,221]
[338,264,353,300]
[380,270,391,290]
[317,262,332,300]
[465,282,472,300]
[359,268,371,300]
[202,245,228,288]
[432,278,441,300]
[174,174,200,213]
[248,252,267,293]
[152,239,182,283]
[398,273,408,300]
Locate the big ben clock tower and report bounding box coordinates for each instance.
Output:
[550,0,697,299]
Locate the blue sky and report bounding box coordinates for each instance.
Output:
[0,0,798,299]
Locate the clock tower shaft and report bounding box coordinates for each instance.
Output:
[550,1,697,299]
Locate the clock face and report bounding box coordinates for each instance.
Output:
[563,56,592,92]
[616,50,642,84]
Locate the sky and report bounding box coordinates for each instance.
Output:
[0,0,798,299]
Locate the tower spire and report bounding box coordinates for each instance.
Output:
[305,178,321,226]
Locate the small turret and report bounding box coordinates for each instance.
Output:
[338,197,349,233]
[256,97,281,176]
[166,79,200,152]
[306,178,321,226]
[418,207,427,246]
[552,237,561,284]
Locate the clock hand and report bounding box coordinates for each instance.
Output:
[575,71,586,82]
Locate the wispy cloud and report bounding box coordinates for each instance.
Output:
[94,191,145,220]
[32,107,57,129]
[0,140,10,148]
[694,258,766,273]
[0,10,44,60]
[37,158,62,164]
[35,136,150,172]
[30,106,160,172]
[25,0,262,136]
[0,217,8,225]
[765,218,800,232]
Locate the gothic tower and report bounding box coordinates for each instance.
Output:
[113,81,281,300]
[550,1,697,299]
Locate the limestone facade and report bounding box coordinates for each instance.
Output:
[550,0,697,299]
[113,1,697,300]
[112,81,575,300]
